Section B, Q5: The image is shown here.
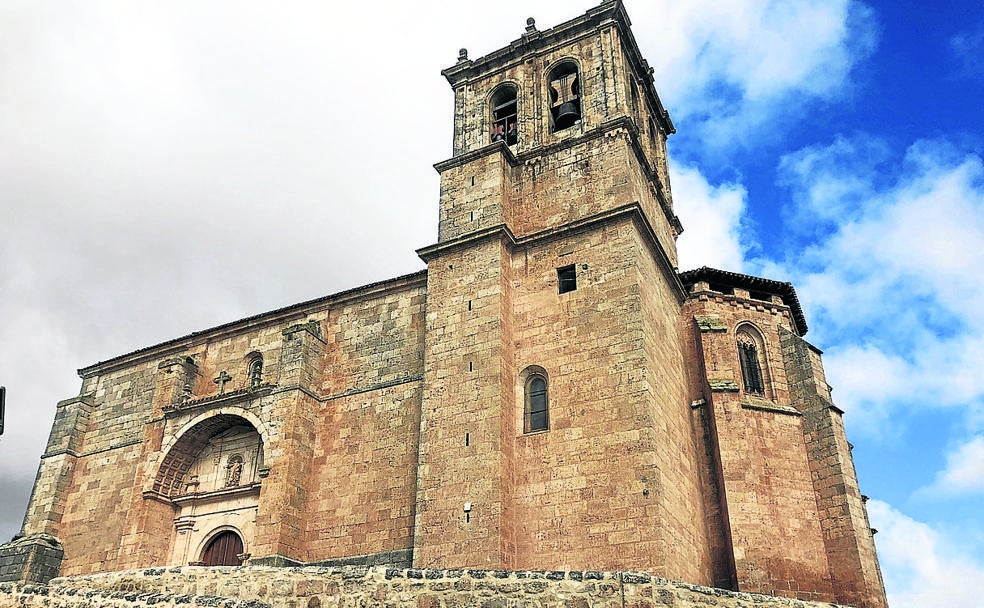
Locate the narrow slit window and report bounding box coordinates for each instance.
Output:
[558,265,577,294]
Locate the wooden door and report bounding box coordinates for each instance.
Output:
[201,531,244,566]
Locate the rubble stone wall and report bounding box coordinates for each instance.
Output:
[0,566,852,608]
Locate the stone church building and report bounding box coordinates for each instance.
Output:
[1,3,887,607]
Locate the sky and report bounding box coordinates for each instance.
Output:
[0,1,981,606]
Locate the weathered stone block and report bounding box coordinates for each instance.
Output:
[0,535,63,584]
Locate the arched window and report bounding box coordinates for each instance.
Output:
[490,85,518,146]
[736,327,767,396]
[200,530,244,566]
[548,61,581,132]
[525,374,549,433]
[247,355,263,388]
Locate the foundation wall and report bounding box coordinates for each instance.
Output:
[0,566,855,608]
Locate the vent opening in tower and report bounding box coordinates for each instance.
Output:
[557,264,577,294]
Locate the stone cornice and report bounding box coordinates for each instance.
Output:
[170,482,262,507]
[440,1,673,134]
[43,438,142,460]
[77,271,427,379]
[162,385,275,419]
[434,117,682,237]
[680,266,808,336]
[741,398,802,417]
[417,203,686,303]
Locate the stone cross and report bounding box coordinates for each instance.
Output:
[213,371,232,394]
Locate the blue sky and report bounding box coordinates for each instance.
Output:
[662,1,984,603]
[0,2,981,606]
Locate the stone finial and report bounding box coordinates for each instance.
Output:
[525,17,537,33]
[458,48,468,62]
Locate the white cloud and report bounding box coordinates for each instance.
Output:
[923,436,984,495]
[630,0,877,150]
[868,499,984,608]
[776,137,984,434]
[821,345,911,433]
[949,22,984,78]
[672,165,751,271]
[777,136,891,225]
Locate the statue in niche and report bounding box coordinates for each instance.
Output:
[247,357,263,389]
[225,454,244,487]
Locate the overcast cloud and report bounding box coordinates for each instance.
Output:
[1,2,981,607]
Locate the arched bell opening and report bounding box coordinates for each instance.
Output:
[548,61,581,132]
[489,84,519,146]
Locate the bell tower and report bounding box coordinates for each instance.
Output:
[432,2,681,259]
[414,1,716,579]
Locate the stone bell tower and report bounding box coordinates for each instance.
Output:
[413,2,717,581]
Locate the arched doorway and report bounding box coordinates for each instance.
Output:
[201,530,244,566]
[153,412,265,567]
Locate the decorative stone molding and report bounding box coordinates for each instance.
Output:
[281,320,324,343]
[695,315,727,332]
[740,397,802,416]
[162,385,274,418]
[708,379,740,392]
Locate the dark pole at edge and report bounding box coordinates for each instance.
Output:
[0,385,5,435]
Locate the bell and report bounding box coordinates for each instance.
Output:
[554,101,580,130]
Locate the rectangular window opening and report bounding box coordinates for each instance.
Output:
[557,265,577,294]
[465,432,470,446]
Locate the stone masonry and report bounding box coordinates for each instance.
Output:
[0,3,888,608]
[0,566,856,608]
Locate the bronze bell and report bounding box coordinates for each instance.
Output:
[554,101,580,130]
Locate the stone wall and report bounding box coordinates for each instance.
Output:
[0,566,852,608]
[0,535,62,585]
[684,286,836,601]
